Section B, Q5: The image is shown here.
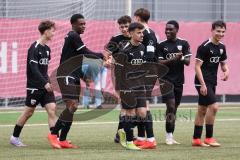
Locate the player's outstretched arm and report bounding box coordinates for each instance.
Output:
[79,47,104,59]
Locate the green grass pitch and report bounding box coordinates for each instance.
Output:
[0,105,239,160]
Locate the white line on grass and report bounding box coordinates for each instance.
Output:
[0,119,240,127]
[0,106,239,114]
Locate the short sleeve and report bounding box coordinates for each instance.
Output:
[195,45,206,62]
[220,46,227,62]
[156,43,164,60]
[105,36,119,54]
[183,41,192,57]
[71,32,86,51]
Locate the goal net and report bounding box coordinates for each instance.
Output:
[0,0,124,108]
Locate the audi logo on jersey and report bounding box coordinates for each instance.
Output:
[209,57,220,63]
[130,59,144,65]
[39,58,49,65]
[166,53,178,60]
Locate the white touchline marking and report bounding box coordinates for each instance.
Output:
[0,119,240,127]
[0,107,239,114]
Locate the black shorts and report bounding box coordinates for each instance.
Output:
[145,78,158,100]
[120,87,146,109]
[57,76,81,101]
[195,85,216,106]
[25,88,55,107]
[162,84,183,106]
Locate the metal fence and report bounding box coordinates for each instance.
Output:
[0,0,239,22]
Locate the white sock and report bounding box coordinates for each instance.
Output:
[126,141,133,144]
[137,137,145,141]
[147,137,155,142]
[166,132,173,139]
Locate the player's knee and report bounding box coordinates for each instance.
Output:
[46,103,56,111]
[166,100,175,114]
[125,109,135,116]
[210,104,219,115]
[198,108,207,117]
[47,109,56,119]
[66,100,78,113]
[25,109,34,118]
[137,110,147,118]
[166,113,175,123]
[69,106,77,113]
[120,109,126,116]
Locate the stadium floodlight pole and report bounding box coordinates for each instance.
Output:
[223,0,227,21]
[220,0,227,21]
[3,0,8,18]
[125,0,132,16]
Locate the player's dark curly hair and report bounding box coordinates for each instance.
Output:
[128,22,144,32]
[212,20,226,30]
[70,14,84,24]
[117,15,132,25]
[166,20,179,31]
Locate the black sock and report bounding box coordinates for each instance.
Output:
[165,100,176,133]
[59,108,74,122]
[117,115,124,130]
[206,124,213,138]
[193,125,203,139]
[145,111,154,138]
[165,119,175,133]
[13,124,23,137]
[50,127,54,132]
[132,115,138,127]
[50,127,59,137]
[123,116,134,142]
[59,121,73,141]
[51,107,74,135]
[51,119,64,135]
[137,116,145,137]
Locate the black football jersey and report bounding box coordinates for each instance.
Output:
[142,28,158,62]
[27,41,51,89]
[60,30,102,64]
[106,34,131,54]
[195,39,227,86]
[157,38,192,85]
[113,41,146,90]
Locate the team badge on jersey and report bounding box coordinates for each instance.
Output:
[220,49,223,54]
[177,45,182,51]
[46,51,50,56]
[30,99,36,105]
[148,40,154,45]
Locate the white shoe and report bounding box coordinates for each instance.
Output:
[165,137,180,145]
[171,139,181,144]
[10,135,27,147]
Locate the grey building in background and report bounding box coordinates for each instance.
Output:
[0,0,239,21]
